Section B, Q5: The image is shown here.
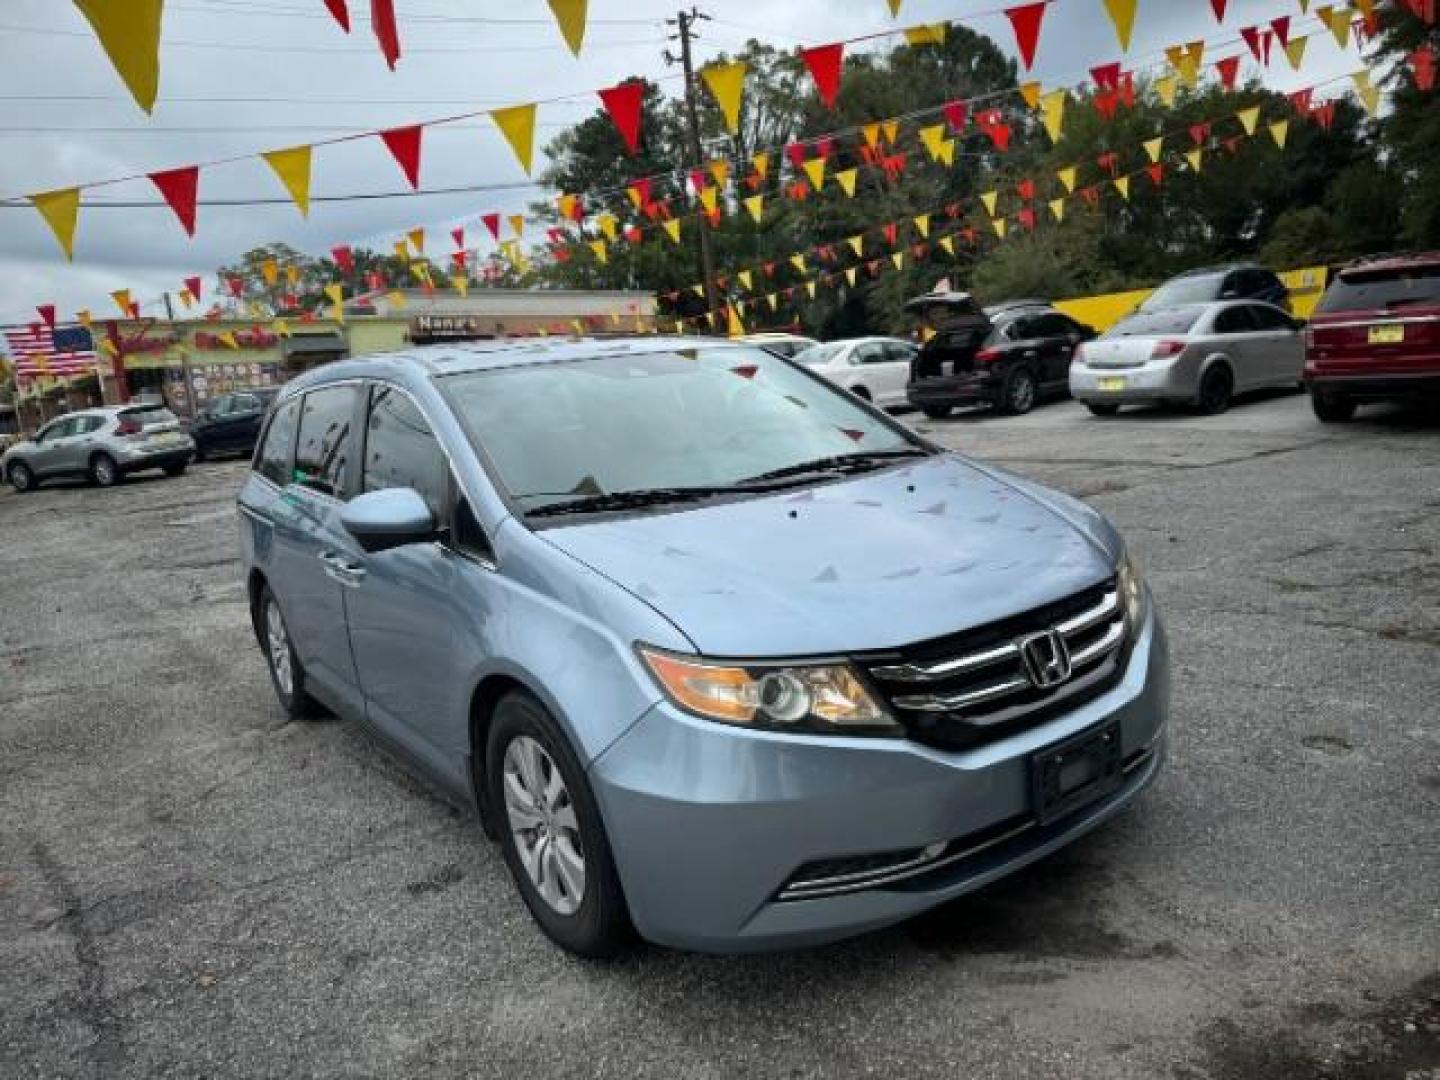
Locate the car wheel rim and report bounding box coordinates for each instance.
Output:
[1012,376,1035,411]
[11,467,28,490]
[502,735,585,916]
[265,601,293,698]
[95,459,114,484]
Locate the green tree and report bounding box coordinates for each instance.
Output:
[1372,7,1440,246]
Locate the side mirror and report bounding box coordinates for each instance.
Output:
[340,488,436,554]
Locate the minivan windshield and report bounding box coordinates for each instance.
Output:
[441,346,928,515]
[1139,274,1223,311]
[1316,267,1440,313]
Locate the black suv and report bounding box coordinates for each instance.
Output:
[1139,264,1290,314]
[905,295,1096,418]
[189,389,278,461]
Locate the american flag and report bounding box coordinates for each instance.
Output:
[3,323,99,379]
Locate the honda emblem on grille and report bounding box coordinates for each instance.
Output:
[1018,628,1073,690]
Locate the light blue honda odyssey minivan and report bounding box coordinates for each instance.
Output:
[237,337,1168,955]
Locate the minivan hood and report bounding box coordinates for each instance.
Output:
[537,454,1114,657]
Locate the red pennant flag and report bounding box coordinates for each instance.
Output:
[1215,55,1240,90]
[128,302,140,319]
[1189,121,1212,146]
[1079,186,1100,208]
[882,152,908,180]
[1091,62,1122,90]
[1004,2,1047,71]
[1097,151,1119,176]
[788,181,810,201]
[706,208,722,227]
[1222,135,1243,155]
[564,197,584,222]
[1261,30,1275,65]
[546,227,566,244]
[1312,102,1336,131]
[882,221,899,246]
[380,125,423,188]
[1210,0,1227,20]
[744,172,763,191]
[1118,71,1135,108]
[1016,178,1035,201]
[1094,91,1119,121]
[36,304,55,329]
[627,177,653,207]
[866,259,882,277]
[1017,207,1036,231]
[1240,25,1264,62]
[1411,46,1436,91]
[911,242,928,258]
[945,201,962,219]
[816,135,835,160]
[324,0,350,31]
[371,0,401,69]
[689,168,708,195]
[481,212,500,240]
[801,43,844,108]
[1270,15,1290,49]
[599,80,645,154]
[451,227,464,248]
[1402,0,1436,22]
[962,227,978,244]
[149,165,200,236]
[624,226,643,244]
[785,142,807,171]
[1146,163,1164,186]
[226,274,244,298]
[1288,87,1314,115]
[184,275,202,301]
[332,245,355,274]
[977,110,1011,150]
[942,100,968,133]
[763,261,777,277]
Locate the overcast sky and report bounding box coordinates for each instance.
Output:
[0,0,1360,326]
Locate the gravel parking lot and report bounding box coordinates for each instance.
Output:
[2,389,1437,1079]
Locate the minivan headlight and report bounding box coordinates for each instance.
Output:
[1118,552,1147,631]
[637,647,901,735]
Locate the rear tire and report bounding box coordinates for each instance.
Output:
[921,405,953,420]
[998,367,1038,415]
[488,690,631,958]
[1311,391,1357,423]
[89,452,119,487]
[164,463,187,477]
[192,443,208,463]
[257,585,322,721]
[1085,402,1121,417]
[7,461,35,493]
[1196,365,1233,415]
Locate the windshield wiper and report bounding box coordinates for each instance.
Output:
[736,448,931,486]
[524,486,748,518]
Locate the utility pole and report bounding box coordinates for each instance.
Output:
[666,7,720,318]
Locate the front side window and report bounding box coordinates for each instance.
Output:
[441,346,926,516]
[362,385,450,521]
[40,418,77,441]
[294,386,356,497]
[1248,305,1293,331]
[256,397,300,487]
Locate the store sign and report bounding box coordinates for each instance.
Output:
[193,329,280,349]
[411,314,496,340]
[118,332,181,354]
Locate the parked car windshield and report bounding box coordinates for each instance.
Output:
[1316,267,1440,313]
[793,343,843,366]
[1139,274,1223,310]
[1107,308,1204,337]
[441,346,924,512]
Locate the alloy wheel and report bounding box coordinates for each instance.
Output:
[502,735,586,916]
[265,600,293,698]
[92,455,116,486]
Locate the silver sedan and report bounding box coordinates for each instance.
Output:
[1069,300,1305,415]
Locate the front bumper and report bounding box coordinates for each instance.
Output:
[589,607,1170,953]
[1070,361,1194,404]
[906,373,1001,408]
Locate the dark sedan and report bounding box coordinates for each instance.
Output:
[189,389,278,461]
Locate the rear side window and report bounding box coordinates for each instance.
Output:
[294,386,357,497]
[362,385,450,521]
[1213,307,1258,334]
[1317,267,1440,314]
[255,397,300,487]
[1248,305,1293,330]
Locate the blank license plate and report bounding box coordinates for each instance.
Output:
[1097,376,1127,391]
[1031,720,1123,825]
[1368,324,1404,344]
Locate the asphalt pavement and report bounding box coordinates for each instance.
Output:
[1,389,1437,1079]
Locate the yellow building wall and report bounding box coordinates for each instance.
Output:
[1053,265,1332,332]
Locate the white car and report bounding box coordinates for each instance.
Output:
[738,332,820,359]
[793,337,920,409]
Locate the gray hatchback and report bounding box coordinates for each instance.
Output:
[2,404,194,492]
[238,338,1169,955]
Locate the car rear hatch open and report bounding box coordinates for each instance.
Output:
[905,292,993,380]
[1309,260,1440,378]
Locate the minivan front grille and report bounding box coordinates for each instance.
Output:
[862,579,1128,750]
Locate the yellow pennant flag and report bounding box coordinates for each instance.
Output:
[766,293,779,312]
[738,269,753,291]
[1057,166,1077,193]
[708,159,730,189]
[324,283,344,323]
[1155,74,1179,107]
[77,309,93,328]
[1020,81,1043,109]
[805,281,817,300]
[879,119,898,145]
[752,151,770,178]
[262,146,312,217]
[845,266,858,287]
[386,290,407,309]
[1236,106,1260,137]
[597,212,617,241]
[491,104,538,175]
[891,252,905,271]
[286,264,300,287]
[28,187,81,260]
[1353,0,1375,15]
[913,213,930,238]
[1186,148,1203,173]
[1319,6,1350,49]
[836,167,858,197]
[662,218,682,244]
[408,227,426,253]
[546,0,588,57]
[802,157,827,191]
[557,193,579,221]
[1144,136,1164,163]
[918,124,947,162]
[938,236,955,255]
[1102,0,1138,51]
[393,240,410,262]
[1178,42,1205,86]
[728,302,747,337]
[272,318,291,338]
[218,331,240,350]
[744,194,764,223]
[1113,176,1131,200]
[1041,89,1067,144]
[452,274,469,296]
[1284,36,1308,72]
[861,122,882,149]
[1352,71,1381,116]
[904,23,947,46]
[1049,198,1066,222]
[247,300,268,318]
[261,258,278,286]
[847,235,864,257]
[790,254,807,274]
[887,0,901,14]
[980,190,999,216]
[74,0,164,113]
[507,214,525,239]
[992,219,1008,239]
[111,288,131,316]
[690,284,705,298]
[698,187,718,213]
[700,60,747,135]
[589,240,608,265]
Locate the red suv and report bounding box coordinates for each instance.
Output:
[1305,253,1440,422]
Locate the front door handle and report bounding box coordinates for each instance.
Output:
[318,550,366,586]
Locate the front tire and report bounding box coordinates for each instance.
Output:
[1311,391,1357,423]
[257,585,321,721]
[7,461,35,492]
[998,367,1038,415]
[921,404,953,420]
[164,463,187,477]
[488,690,630,958]
[89,452,119,487]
